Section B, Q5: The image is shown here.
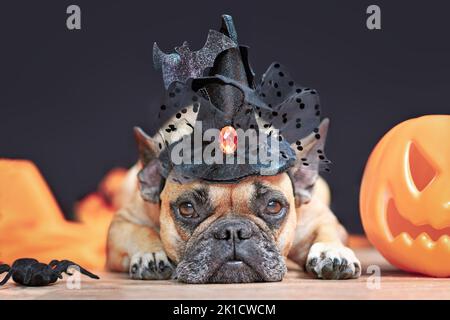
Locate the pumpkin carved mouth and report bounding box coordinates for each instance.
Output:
[386,198,450,243]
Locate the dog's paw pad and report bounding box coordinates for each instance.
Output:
[129,251,174,280]
[305,242,361,280]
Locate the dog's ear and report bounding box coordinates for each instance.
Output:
[134,127,163,203]
[289,118,329,206]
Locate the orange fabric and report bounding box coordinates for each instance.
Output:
[0,159,123,270]
[360,115,450,277]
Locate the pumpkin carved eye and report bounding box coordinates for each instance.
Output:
[408,142,436,192]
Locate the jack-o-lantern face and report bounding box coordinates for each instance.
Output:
[360,115,450,277]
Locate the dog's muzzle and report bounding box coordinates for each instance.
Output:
[175,216,287,284]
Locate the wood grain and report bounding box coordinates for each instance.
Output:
[1,248,449,300]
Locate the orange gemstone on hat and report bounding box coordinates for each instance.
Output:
[219,126,238,154]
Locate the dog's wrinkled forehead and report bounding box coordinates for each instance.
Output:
[162,172,293,207]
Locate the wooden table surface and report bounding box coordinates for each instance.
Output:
[1,248,449,300]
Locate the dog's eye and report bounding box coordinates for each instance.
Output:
[178,202,196,217]
[266,200,283,215]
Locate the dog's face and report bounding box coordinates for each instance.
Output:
[158,172,297,283]
[134,119,329,283]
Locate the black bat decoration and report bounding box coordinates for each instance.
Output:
[153,29,237,89]
[0,258,99,287]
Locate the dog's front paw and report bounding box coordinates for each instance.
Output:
[305,242,361,280]
[129,251,174,280]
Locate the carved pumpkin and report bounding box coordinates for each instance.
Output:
[360,115,450,277]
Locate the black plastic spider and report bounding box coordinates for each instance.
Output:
[0,258,99,286]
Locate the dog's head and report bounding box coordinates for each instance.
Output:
[134,119,329,283]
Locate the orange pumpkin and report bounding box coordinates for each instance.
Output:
[360,115,450,277]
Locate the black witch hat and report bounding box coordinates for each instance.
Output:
[135,15,330,205]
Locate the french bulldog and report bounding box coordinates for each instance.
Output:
[106,124,361,283]
[106,14,361,283]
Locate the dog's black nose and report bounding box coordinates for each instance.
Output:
[213,219,253,241]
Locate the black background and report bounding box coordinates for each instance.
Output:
[1,0,449,234]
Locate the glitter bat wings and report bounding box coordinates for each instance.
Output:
[153,29,238,89]
[135,15,330,205]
